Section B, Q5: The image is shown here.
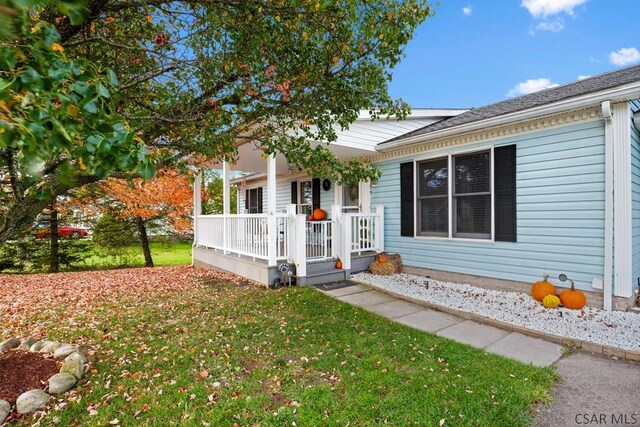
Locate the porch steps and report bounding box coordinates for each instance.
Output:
[297,254,376,286]
[297,270,348,286]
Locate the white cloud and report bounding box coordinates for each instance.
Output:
[609,47,640,66]
[521,0,588,18]
[535,19,564,32]
[462,6,473,16]
[577,75,590,80]
[507,78,560,97]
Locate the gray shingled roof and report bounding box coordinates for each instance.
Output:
[381,64,640,145]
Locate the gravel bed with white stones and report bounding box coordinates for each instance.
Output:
[351,273,640,351]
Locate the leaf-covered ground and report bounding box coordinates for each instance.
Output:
[0,266,557,426]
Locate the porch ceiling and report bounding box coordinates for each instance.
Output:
[207,140,376,173]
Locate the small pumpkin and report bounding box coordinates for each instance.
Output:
[559,280,587,310]
[542,294,561,309]
[308,214,315,221]
[531,275,556,302]
[336,259,343,269]
[378,255,386,264]
[313,208,327,221]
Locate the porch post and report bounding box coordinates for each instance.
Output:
[359,179,371,213]
[342,213,352,271]
[331,204,343,264]
[222,161,230,254]
[193,169,202,248]
[222,161,231,214]
[375,205,384,252]
[267,154,277,266]
[287,204,297,262]
[295,214,307,277]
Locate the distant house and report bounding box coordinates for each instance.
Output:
[192,64,640,311]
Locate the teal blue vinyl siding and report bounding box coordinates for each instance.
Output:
[631,100,640,292]
[372,120,606,292]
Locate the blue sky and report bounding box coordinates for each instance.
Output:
[388,0,640,109]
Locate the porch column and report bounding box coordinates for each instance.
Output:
[375,205,384,252]
[192,169,202,247]
[222,161,230,254]
[222,161,231,214]
[267,154,277,266]
[359,180,371,213]
[332,204,343,266]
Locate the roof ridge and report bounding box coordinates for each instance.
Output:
[380,64,640,146]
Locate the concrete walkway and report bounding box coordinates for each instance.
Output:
[535,352,640,426]
[321,284,563,367]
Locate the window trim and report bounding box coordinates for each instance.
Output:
[413,146,496,242]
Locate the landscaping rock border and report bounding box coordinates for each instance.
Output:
[0,336,89,422]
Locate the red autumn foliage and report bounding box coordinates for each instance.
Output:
[97,169,193,234]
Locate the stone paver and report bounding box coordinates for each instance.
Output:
[337,290,396,307]
[396,309,463,332]
[365,299,424,318]
[322,284,370,297]
[485,332,562,367]
[322,287,568,367]
[437,320,510,348]
[535,352,640,426]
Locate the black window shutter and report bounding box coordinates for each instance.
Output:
[494,145,517,242]
[400,162,414,237]
[312,178,321,211]
[257,187,263,213]
[245,189,249,211]
[291,181,298,204]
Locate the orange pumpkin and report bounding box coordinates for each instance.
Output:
[313,208,327,221]
[378,255,386,264]
[308,214,315,221]
[559,281,587,310]
[336,259,343,269]
[531,275,556,302]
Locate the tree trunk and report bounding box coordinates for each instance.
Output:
[49,207,59,273]
[136,217,154,267]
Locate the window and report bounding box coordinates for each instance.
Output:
[417,157,448,236]
[298,180,312,215]
[454,151,491,238]
[416,150,491,239]
[245,187,262,213]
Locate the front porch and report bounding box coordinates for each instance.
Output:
[192,145,384,286]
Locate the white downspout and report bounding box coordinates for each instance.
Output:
[192,169,202,266]
[602,101,614,311]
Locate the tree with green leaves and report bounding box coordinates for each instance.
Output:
[1,0,433,243]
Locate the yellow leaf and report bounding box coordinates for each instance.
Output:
[51,43,64,53]
[67,104,79,118]
[78,158,87,171]
[146,15,153,24]
[275,16,281,22]
[302,32,308,41]
[90,22,95,33]
[378,34,384,40]
[134,136,145,144]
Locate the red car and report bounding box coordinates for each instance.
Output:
[34,224,89,239]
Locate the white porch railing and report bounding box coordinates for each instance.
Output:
[195,205,384,278]
[305,220,333,260]
[346,212,382,253]
[196,213,289,261]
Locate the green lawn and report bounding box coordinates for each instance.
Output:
[21,270,557,426]
[82,241,192,269]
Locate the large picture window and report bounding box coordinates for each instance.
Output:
[416,150,491,239]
